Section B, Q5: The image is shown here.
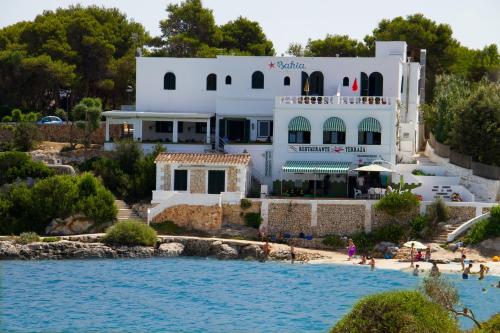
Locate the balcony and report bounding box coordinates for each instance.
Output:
[276,96,395,108]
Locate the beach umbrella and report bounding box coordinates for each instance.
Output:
[354,164,394,173]
[403,241,427,250]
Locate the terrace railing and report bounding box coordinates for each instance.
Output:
[276,96,394,106]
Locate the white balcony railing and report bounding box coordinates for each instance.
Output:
[276,96,394,106]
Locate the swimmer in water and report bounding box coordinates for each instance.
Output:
[478,264,489,280]
[463,263,473,279]
[369,257,375,271]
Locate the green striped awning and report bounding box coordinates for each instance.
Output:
[323,117,346,132]
[282,161,351,174]
[288,116,311,131]
[358,117,381,133]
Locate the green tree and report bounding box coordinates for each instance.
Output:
[13,122,40,151]
[219,16,274,56]
[0,151,54,186]
[330,290,459,333]
[72,97,102,149]
[364,14,460,101]
[474,314,500,333]
[297,34,369,57]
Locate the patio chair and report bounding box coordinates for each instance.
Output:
[368,188,376,199]
[305,235,313,241]
[354,188,363,199]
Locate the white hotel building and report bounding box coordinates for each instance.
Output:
[103,41,423,199]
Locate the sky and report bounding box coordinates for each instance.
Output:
[1,0,499,54]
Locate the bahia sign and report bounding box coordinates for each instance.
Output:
[268,61,306,70]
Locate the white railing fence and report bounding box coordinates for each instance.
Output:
[277,96,394,106]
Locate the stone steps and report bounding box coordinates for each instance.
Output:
[431,225,460,243]
[115,200,141,221]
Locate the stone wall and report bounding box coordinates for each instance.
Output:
[317,204,365,236]
[447,206,476,224]
[227,167,238,192]
[162,165,171,191]
[222,201,261,226]
[190,169,206,193]
[151,204,221,231]
[268,203,313,236]
[371,206,420,229]
[0,123,105,144]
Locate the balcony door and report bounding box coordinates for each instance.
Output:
[208,170,225,194]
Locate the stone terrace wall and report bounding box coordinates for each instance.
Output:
[151,204,221,231]
[0,123,105,144]
[222,201,261,226]
[371,206,420,229]
[317,204,365,236]
[447,206,476,224]
[268,203,313,236]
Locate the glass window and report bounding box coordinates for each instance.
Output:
[323,131,346,144]
[358,131,381,145]
[173,170,188,191]
[288,131,310,144]
[164,72,176,90]
[252,71,264,89]
[195,122,207,134]
[225,75,232,85]
[343,77,349,86]
[258,121,271,137]
[155,121,172,133]
[284,76,290,86]
[206,73,217,91]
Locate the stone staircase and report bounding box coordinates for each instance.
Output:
[431,224,460,243]
[115,200,140,221]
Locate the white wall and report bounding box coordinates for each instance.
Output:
[224,144,273,186]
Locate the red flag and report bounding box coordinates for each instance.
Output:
[352,78,358,92]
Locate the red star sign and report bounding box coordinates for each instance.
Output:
[268,62,275,69]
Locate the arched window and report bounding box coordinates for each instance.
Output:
[309,71,324,96]
[288,116,311,144]
[360,72,368,96]
[342,77,349,87]
[323,117,346,144]
[164,72,176,90]
[284,76,290,86]
[358,117,381,145]
[251,71,264,89]
[368,72,383,96]
[225,75,232,85]
[206,73,217,91]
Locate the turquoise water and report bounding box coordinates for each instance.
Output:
[1,258,499,332]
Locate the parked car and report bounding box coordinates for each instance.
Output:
[37,116,63,125]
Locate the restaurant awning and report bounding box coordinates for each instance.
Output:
[288,116,311,131]
[323,117,346,132]
[358,117,381,132]
[282,161,351,174]
[354,164,393,172]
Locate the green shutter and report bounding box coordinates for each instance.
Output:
[288,116,311,131]
[282,161,351,174]
[358,117,381,133]
[323,117,346,132]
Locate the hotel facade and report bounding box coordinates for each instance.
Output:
[103,41,423,200]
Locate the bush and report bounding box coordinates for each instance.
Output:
[428,197,450,222]
[102,220,157,246]
[410,215,429,236]
[474,314,500,333]
[0,151,54,186]
[464,206,500,244]
[13,122,39,151]
[330,290,459,333]
[151,220,186,235]
[374,191,420,217]
[16,232,40,244]
[240,198,252,210]
[244,212,262,229]
[2,115,12,122]
[322,235,346,249]
[349,224,406,254]
[42,236,61,242]
[412,169,434,176]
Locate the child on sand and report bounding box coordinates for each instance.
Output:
[369,257,375,271]
[347,239,356,261]
[424,247,431,262]
[460,254,467,271]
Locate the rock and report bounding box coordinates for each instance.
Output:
[270,249,291,261]
[240,244,264,260]
[215,243,239,260]
[45,214,96,236]
[478,237,500,256]
[0,241,20,259]
[157,242,184,257]
[182,239,212,256]
[372,242,398,258]
[114,246,154,258]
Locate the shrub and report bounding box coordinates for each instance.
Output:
[330,290,459,333]
[74,173,117,224]
[240,198,252,210]
[0,151,54,186]
[464,206,500,244]
[349,224,406,254]
[244,212,262,229]
[16,232,40,244]
[151,220,186,235]
[42,236,61,242]
[374,191,420,217]
[410,215,429,236]
[412,169,434,176]
[54,108,67,121]
[322,235,346,249]
[428,197,450,222]
[102,220,157,246]
[13,122,39,151]
[2,115,12,122]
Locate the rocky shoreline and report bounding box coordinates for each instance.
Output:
[0,235,323,262]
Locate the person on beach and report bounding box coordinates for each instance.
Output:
[413,264,420,276]
[358,255,367,265]
[430,262,440,277]
[415,250,423,262]
[369,257,375,271]
[478,264,490,280]
[425,247,431,262]
[347,239,356,261]
[262,241,271,260]
[410,243,415,268]
[290,245,296,264]
[460,254,467,271]
[463,263,473,279]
